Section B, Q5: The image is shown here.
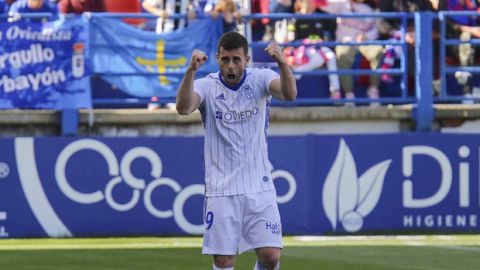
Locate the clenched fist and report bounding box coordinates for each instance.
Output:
[265,42,286,65]
[189,50,208,71]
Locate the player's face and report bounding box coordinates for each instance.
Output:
[217,47,250,87]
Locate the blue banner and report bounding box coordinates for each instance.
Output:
[0,134,479,238]
[91,17,223,98]
[0,18,91,109]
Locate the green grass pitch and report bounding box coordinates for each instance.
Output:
[0,235,479,269]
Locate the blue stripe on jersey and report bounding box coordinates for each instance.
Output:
[264,97,271,140]
[218,71,247,91]
[198,105,206,128]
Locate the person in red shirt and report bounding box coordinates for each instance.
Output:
[9,0,59,21]
[58,0,105,14]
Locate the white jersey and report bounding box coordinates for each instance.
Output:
[194,68,279,197]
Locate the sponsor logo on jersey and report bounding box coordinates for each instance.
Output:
[216,107,259,122]
[215,93,227,101]
[266,222,282,235]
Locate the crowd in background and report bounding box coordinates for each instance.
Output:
[251,0,480,103]
[1,0,480,104]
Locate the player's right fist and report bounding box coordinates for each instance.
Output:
[189,50,208,71]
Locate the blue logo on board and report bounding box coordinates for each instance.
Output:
[322,139,391,233]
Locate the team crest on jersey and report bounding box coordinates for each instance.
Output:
[215,93,227,101]
[243,85,254,99]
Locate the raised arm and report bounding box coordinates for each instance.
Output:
[176,50,207,115]
[265,42,297,101]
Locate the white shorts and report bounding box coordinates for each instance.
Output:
[202,190,283,255]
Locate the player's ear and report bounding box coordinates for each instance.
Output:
[246,55,250,63]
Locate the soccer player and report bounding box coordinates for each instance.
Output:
[176,32,297,270]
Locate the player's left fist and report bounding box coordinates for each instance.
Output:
[265,42,286,64]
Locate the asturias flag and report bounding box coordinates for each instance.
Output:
[91,17,224,98]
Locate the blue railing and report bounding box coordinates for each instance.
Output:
[439,10,480,102]
[243,12,412,106]
[1,11,479,133]
[81,12,414,107]
[2,11,429,107]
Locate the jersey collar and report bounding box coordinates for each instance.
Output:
[218,70,247,91]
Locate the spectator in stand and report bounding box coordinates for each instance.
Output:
[378,0,437,41]
[366,0,377,9]
[189,0,209,18]
[294,0,336,41]
[286,39,342,100]
[275,0,296,13]
[57,0,106,14]
[9,0,59,22]
[250,0,270,41]
[262,0,295,41]
[289,0,341,100]
[320,0,383,104]
[210,0,241,33]
[442,0,480,41]
[439,0,480,100]
[142,0,192,33]
[378,0,438,95]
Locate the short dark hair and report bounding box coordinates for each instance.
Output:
[217,32,249,55]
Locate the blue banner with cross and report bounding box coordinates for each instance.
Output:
[90,17,223,98]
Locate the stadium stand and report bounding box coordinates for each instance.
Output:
[1,7,480,133]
